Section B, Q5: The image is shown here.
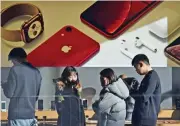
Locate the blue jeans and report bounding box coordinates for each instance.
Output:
[8,118,37,126]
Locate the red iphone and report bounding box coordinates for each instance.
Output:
[164,36,180,65]
[80,1,162,38]
[27,25,100,67]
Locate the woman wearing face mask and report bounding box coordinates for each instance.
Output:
[92,68,129,126]
[54,66,85,126]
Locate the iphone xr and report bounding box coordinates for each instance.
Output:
[27,25,100,67]
[80,1,162,38]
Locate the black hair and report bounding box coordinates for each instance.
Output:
[131,54,150,66]
[100,68,117,84]
[8,47,27,61]
[61,66,79,84]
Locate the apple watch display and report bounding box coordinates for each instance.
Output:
[1,3,44,43]
[22,13,44,43]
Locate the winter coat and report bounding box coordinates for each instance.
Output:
[55,80,85,126]
[92,79,129,126]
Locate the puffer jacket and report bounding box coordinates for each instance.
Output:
[92,79,129,126]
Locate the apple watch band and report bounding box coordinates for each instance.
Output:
[1,3,44,43]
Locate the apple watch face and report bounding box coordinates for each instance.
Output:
[22,13,44,43]
[28,20,42,39]
[165,36,180,61]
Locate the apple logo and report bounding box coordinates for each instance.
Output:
[61,45,72,53]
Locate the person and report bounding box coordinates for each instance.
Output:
[1,47,42,126]
[119,74,140,121]
[92,68,129,126]
[54,66,85,126]
[131,54,161,126]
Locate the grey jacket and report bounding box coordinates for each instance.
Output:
[2,62,42,120]
[92,79,129,126]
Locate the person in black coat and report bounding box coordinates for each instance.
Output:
[53,66,85,126]
[131,54,161,126]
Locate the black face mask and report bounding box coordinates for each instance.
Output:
[66,79,78,86]
[71,80,78,86]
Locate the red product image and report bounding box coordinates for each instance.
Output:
[27,25,100,67]
[80,1,162,38]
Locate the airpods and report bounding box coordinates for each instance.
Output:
[120,48,135,59]
[120,39,135,59]
[135,37,157,53]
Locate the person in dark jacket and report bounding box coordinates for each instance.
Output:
[54,66,85,126]
[92,68,129,126]
[119,74,140,121]
[1,47,42,126]
[131,54,161,126]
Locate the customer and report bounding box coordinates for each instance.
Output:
[1,47,42,126]
[54,66,85,126]
[119,74,140,121]
[92,68,129,126]
[131,54,161,126]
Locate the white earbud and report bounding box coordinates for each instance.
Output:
[135,37,157,53]
[120,48,135,59]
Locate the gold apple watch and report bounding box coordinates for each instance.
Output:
[1,3,44,43]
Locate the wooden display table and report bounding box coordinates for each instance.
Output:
[1,110,180,126]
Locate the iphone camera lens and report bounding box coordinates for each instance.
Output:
[66,27,72,32]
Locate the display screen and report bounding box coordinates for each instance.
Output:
[38,100,43,110]
[1,102,6,109]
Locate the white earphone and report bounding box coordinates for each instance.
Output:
[120,48,135,59]
[120,40,135,59]
[135,37,157,53]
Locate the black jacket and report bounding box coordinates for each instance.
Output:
[55,80,85,126]
[132,70,161,126]
[122,77,140,121]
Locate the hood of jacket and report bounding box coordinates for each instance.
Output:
[105,78,129,100]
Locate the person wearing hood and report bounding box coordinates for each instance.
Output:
[92,68,129,126]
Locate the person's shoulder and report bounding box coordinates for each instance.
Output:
[147,70,159,79]
[10,65,19,72]
[151,70,159,76]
